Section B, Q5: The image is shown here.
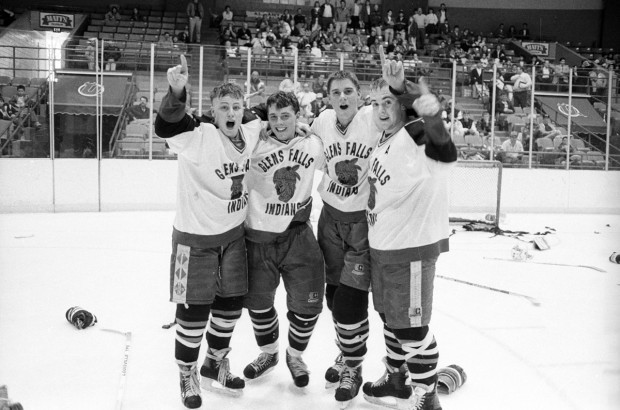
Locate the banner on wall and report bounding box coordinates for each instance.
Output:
[521,42,550,56]
[39,12,75,29]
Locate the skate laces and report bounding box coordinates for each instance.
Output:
[253,352,276,372]
[287,354,308,377]
[332,353,345,371]
[217,358,234,385]
[181,367,200,397]
[339,366,360,390]
[411,386,428,410]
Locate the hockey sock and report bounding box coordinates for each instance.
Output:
[205,296,243,351]
[383,323,406,369]
[325,283,338,311]
[333,285,370,365]
[248,307,280,351]
[394,326,439,390]
[287,310,319,352]
[175,303,210,365]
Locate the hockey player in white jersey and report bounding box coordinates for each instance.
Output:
[155,55,262,409]
[362,50,457,410]
[241,91,326,388]
[310,70,380,408]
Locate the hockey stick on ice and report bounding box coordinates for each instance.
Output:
[483,257,606,273]
[436,275,541,306]
[100,328,132,410]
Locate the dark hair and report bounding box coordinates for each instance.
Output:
[327,70,360,93]
[16,85,25,91]
[210,82,244,102]
[266,91,300,114]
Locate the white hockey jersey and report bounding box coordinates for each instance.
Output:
[246,133,325,241]
[166,120,262,236]
[311,105,381,214]
[366,123,453,257]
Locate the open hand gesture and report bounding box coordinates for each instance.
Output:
[379,45,405,93]
[167,54,188,97]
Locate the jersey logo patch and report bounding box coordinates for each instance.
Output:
[367,177,377,210]
[230,175,245,200]
[335,158,361,186]
[308,291,319,303]
[352,264,365,275]
[273,165,301,202]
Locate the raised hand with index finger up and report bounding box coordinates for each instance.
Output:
[167,54,189,98]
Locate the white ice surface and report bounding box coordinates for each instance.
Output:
[1,211,619,410]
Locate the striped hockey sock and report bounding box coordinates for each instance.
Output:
[383,324,406,369]
[336,317,369,366]
[287,311,319,352]
[175,303,210,365]
[206,307,242,351]
[399,328,439,389]
[248,307,280,351]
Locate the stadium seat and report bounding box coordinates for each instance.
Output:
[126,123,147,139]
[0,75,11,86]
[465,134,485,148]
[582,150,605,168]
[11,77,30,86]
[117,137,146,156]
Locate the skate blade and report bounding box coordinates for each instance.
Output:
[325,380,338,389]
[363,394,410,410]
[336,399,352,409]
[244,366,276,383]
[200,379,243,397]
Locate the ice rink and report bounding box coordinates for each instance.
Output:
[1,210,619,410]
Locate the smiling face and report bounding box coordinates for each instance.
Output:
[328,77,361,126]
[268,105,297,142]
[212,95,244,139]
[370,81,405,134]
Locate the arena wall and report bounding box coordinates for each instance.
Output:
[1,159,619,214]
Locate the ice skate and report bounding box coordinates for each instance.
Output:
[324,352,345,389]
[200,348,245,397]
[362,357,412,410]
[286,350,310,387]
[178,364,202,409]
[334,364,362,409]
[243,351,279,380]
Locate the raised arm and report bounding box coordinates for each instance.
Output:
[154,55,197,138]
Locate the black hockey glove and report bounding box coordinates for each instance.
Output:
[65,306,97,330]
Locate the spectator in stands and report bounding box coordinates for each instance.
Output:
[310,40,322,57]
[220,5,233,28]
[438,3,448,23]
[105,6,121,25]
[382,9,395,44]
[475,111,493,134]
[553,57,570,91]
[407,15,419,51]
[177,25,190,43]
[536,114,561,139]
[438,18,450,39]
[246,71,266,99]
[556,136,581,166]
[537,59,554,90]
[129,7,143,22]
[280,10,293,27]
[368,3,382,37]
[393,10,407,35]
[310,2,322,32]
[158,32,175,49]
[496,92,515,115]
[511,65,532,111]
[334,0,350,38]
[312,74,328,96]
[9,85,41,129]
[359,0,372,34]
[518,23,530,41]
[589,68,607,96]
[172,35,188,53]
[127,96,156,123]
[450,24,462,43]
[425,8,438,35]
[251,31,265,54]
[294,8,306,29]
[297,82,317,120]
[0,102,15,121]
[297,33,310,50]
[491,44,506,64]
[237,22,252,46]
[470,60,485,99]
[499,131,524,163]
[495,23,506,39]
[224,40,237,58]
[350,0,362,31]
[279,19,292,38]
[412,7,425,45]
[104,42,121,71]
[256,14,270,33]
[507,25,517,39]
[320,0,335,30]
[219,23,236,45]
[311,92,327,117]
[186,0,205,43]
